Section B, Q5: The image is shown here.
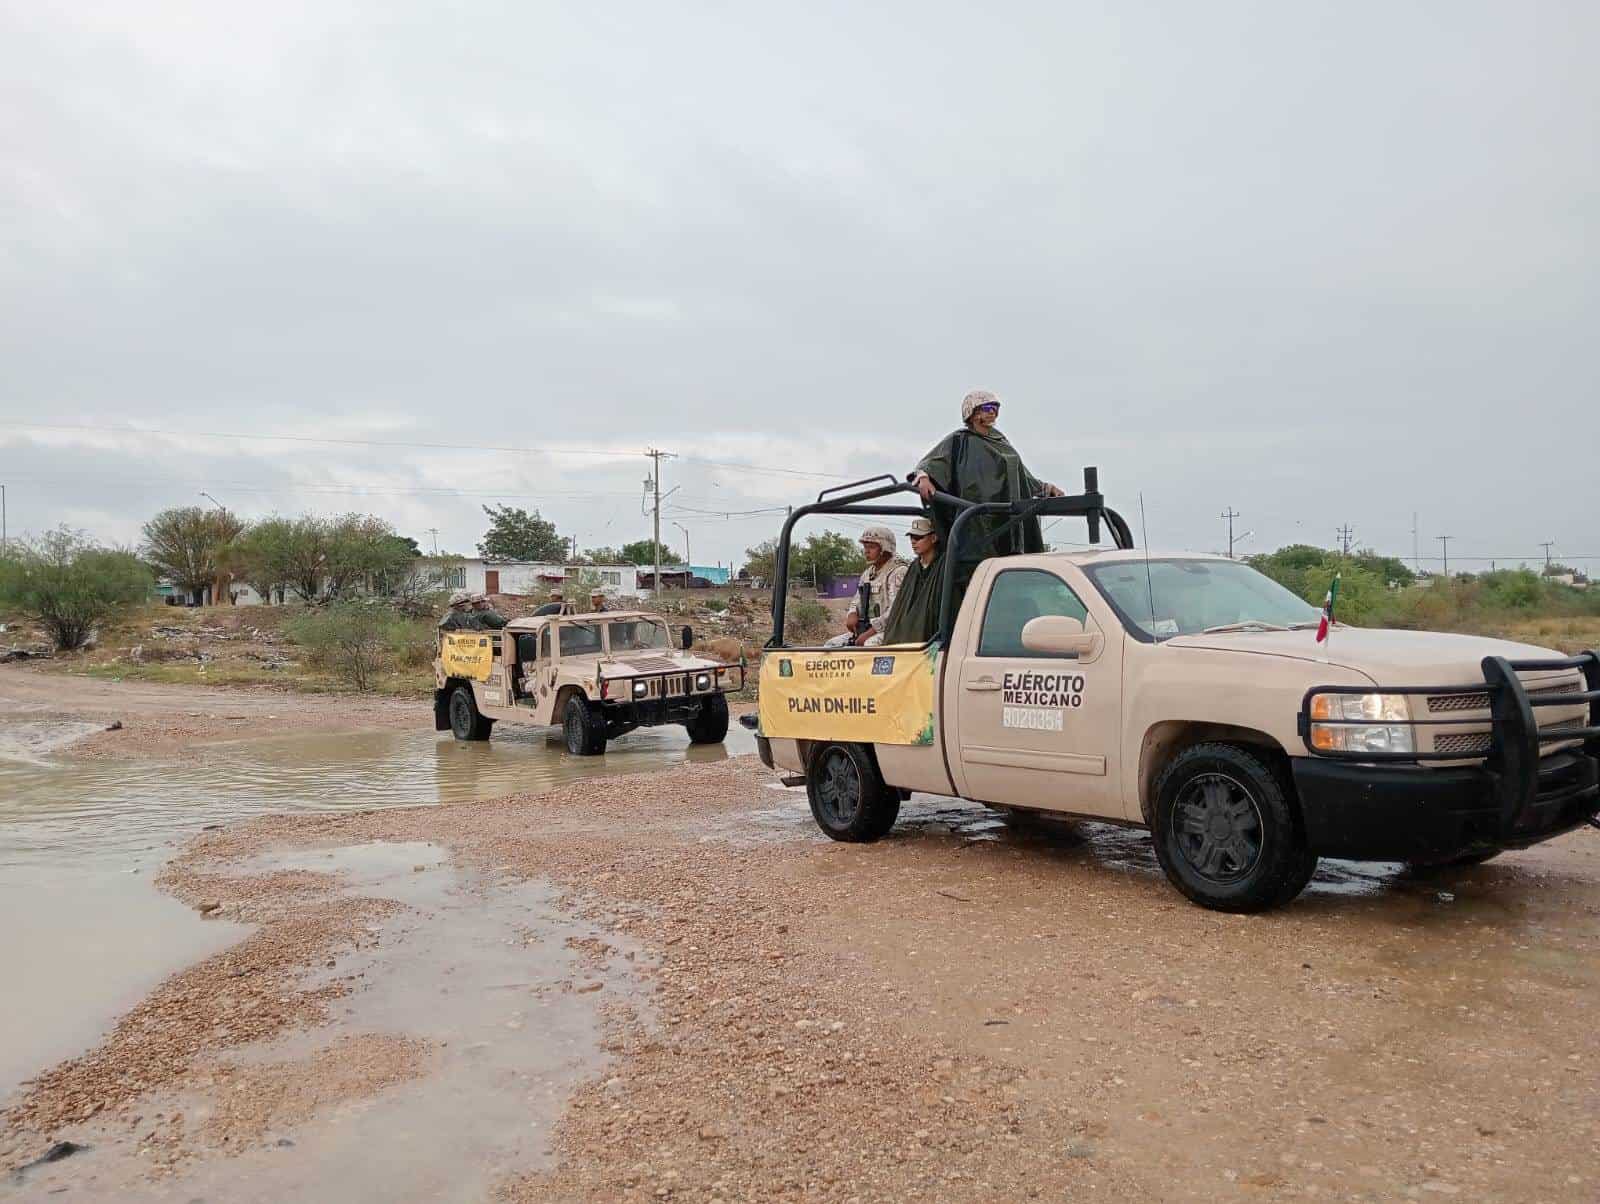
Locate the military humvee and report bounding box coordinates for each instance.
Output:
[434,609,743,755]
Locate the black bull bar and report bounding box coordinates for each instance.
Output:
[766,466,1134,649]
[1299,651,1600,837]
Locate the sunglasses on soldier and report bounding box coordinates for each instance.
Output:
[975,402,999,415]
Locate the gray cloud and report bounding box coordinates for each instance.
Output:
[3,1,1597,570]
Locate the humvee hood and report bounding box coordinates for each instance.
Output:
[1166,627,1571,686]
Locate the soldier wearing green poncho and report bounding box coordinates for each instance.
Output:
[880,517,945,646]
[909,389,1063,614]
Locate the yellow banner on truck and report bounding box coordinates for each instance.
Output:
[440,632,495,681]
[758,646,938,745]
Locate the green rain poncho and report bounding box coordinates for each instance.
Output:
[880,552,945,647]
[915,427,1048,574]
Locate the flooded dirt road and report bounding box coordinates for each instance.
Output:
[5,745,1597,1201]
[0,669,749,1102]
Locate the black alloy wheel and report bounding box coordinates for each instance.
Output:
[1171,773,1263,883]
[1151,742,1312,912]
[806,743,900,843]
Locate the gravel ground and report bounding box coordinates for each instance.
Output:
[4,756,1597,1201]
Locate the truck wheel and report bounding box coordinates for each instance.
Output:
[684,694,730,744]
[806,743,900,843]
[1151,742,1309,913]
[448,685,492,742]
[563,695,607,756]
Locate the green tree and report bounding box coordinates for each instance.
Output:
[620,539,684,566]
[323,514,412,598]
[743,539,777,582]
[791,531,866,584]
[282,516,332,603]
[478,505,566,562]
[580,546,625,565]
[1246,544,1333,600]
[0,528,153,650]
[1301,563,1388,626]
[228,516,297,604]
[1350,549,1415,588]
[141,506,246,598]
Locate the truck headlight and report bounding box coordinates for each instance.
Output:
[1308,693,1414,754]
[632,679,648,699]
[695,673,711,691]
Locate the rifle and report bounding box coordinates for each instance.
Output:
[852,577,875,645]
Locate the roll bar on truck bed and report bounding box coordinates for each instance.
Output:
[766,466,1134,648]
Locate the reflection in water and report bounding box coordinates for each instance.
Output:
[0,723,754,865]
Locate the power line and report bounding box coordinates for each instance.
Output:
[0,421,851,483]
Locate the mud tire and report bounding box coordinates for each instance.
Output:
[1151,742,1310,912]
[806,743,901,843]
[448,685,492,742]
[563,695,607,756]
[684,693,730,744]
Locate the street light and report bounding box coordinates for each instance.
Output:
[199,491,226,512]
[670,521,690,587]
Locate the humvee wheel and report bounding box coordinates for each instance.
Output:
[563,695,607,756]
[807,743,900,843]
[1152,742,1309,913]
[684,693,729,744]
[448,685,492,742]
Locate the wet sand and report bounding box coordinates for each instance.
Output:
[4,754,1597,1201]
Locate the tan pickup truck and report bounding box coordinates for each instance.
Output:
[749,472,1600,911]
[435,609,742,755]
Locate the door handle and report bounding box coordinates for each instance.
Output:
[966,677,1001,692]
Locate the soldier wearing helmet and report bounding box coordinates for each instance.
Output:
[823,524,907,648]
[438,589,480,631]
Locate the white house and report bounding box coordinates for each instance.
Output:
[450,560,644,599]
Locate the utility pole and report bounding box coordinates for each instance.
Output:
[1336,524,1354,557]
[1437,535,1452,578]
[645,448,676,597]
[1539,541,1555,573]
[426,527,439,556]
[1,484,6,555]
[1221,507,1241,559]
[1412,512,1419,572]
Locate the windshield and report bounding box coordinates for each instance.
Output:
[605,619,671,652]
[1084,558,1320,641]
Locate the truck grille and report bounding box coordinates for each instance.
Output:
[1432,716,1584,757]
[1427,679,1581,713]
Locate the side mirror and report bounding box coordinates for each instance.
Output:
[680,626,694,651]
[1021,615,1097,658]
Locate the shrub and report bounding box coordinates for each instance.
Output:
[285,601,417,691]
[785,598,832,645]
[0,529,153,650]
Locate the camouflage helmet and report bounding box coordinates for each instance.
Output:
[961,389,1000,422]
[447,588,472,608]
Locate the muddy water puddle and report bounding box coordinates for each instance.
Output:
[7,842,644,1202]
[740,785,1412,898]
[0,722,748,1103]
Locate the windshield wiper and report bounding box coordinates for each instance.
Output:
[1286,621,1323,630]
[1200,620,1291,634]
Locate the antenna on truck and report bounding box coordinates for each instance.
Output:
[1139,492,1157,635]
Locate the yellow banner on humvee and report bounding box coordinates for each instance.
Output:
[440,632,495,681]
[758,646,938,745]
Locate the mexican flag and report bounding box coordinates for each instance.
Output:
[1315,573,1341,643]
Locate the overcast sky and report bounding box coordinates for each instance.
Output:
[2,1,1596,572]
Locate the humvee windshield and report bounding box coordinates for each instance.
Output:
[1085,559,1320,641]
[605,619,671,652]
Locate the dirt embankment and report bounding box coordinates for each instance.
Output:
[4,756,1597,1201]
